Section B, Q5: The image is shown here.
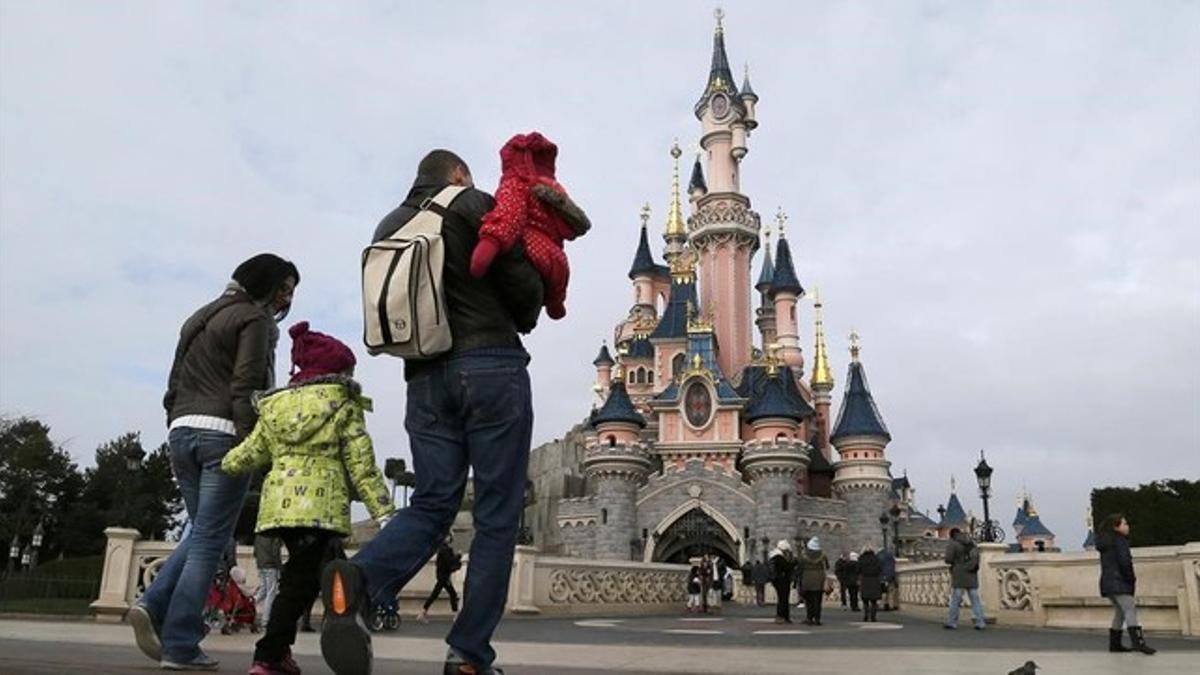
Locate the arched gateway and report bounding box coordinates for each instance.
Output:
[646,500,743,566]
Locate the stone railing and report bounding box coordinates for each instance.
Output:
[92,528,691,620]
[894,541,1200,636]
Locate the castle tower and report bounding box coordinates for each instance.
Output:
[809,290,834,460]
[690,10,760,378]
[593,342,615,395]
[687,153,707,213]
[771,211,805,375]
[754,224,777,347]
[584,374,653,560]
[742,365,809,549]
[831,333,893,552]
[629,204,659,312]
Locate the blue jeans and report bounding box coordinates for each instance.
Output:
[138,427,251,662]
[354,348,533,669]
[947,587,986,628]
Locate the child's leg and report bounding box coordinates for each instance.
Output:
[253,529,337,663]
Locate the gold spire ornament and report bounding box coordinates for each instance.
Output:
[810,288,834,389]
[714,7,725,33]
[669,246,698,281]
[849,330,861,362]
[665,141,686,239]
[640,202,651,228]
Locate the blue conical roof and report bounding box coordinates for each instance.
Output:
[591,381,645,428]
[770,236,803,295]
[940,493,968,527]
[1083,529,1095,549]
[1013,504,1029,532]
[830,360,890,443]
[593,344,614,367]
[695,23,743,114]
[745,371,803,422]
[755,244,775,294]
[1019,515,1055,538]
[628,225,659,280]
[650,276,698,340]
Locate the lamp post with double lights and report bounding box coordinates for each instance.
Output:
[889,504,902,555]
[879,512,890,552]
[29,520,44,570]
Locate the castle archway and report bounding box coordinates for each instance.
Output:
[646,499,743,566]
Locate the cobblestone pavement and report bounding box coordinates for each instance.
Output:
[1,604,1197,674]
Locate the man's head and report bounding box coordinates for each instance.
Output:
[418,149,473,188]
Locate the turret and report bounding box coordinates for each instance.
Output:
[831,333,893,551]
[739,63,758,131]
[585,374,653,560]
[593,342,615,394]
[742,364,809,551]
[809,289,834,459]
[755,225,777,347]
[770,210,804,375]
[687,153,707,210]
[628,204,659,311]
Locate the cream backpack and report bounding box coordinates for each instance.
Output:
[361,186,465,359]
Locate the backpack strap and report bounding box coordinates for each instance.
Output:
[390,185,468,239]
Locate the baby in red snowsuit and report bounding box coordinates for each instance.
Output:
[469,132,590,319]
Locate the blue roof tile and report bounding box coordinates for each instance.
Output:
[830,360,891,443]
[591,381,645,428]
[770,237,804,295]
[650,277,698,340]
[592,344,614,367]
[628,226,660,280]
[940,493,968,527]
[1019,515,1055,538]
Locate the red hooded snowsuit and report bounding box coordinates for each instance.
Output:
[470,132,590,320]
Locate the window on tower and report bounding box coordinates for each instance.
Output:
[782,494,790,512]
[672,353,686,378]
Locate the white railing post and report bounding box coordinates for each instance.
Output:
[508,545,541,615]
[90,527,141,621]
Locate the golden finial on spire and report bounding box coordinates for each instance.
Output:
[849,329,861,362]
[810,287,834,389]
[665,140,686,239]
[775,207,788,238]
[950,474,957,493]
[639,202,651,228]
[714,6,725,33]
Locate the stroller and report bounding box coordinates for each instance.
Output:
[203,567,257,635]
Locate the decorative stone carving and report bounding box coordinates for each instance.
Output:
[898,568,953,607]
[547,568,688,605]
[995,567,1035,611]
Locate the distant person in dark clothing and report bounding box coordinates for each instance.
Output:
[768,540,797,624]
[418,535,463,622]
[751,560,769,607]
[878,548,898,611]
[844,552,861,612]
[798,537,829,626]
[1096,513,1155,655]
[858,549,883,622]
[944,528,985,630]
[834,554,849,607]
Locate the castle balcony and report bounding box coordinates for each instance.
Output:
[582,440,654,482]
[740,437,809,480]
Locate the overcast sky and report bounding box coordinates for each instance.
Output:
[2,1,1197,550]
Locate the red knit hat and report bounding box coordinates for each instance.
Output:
[288,321,356,385]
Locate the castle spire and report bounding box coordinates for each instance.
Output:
[755,224,775,294]
[770,209,804,296]
[688,152,707,198]
[628,203,659,280]
[695,7,740,114]
[830,333,891,443]
[665,141,686,239]
[810,289,834,389]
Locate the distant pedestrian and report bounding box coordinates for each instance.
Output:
[699,555,713,613]
[722,565,735,602]
[418,535,462,623]
[844,552,861,612]
[1096,513,1155,655]
[798,537,829,626]
[858,549,882,622]
[128,253,300,671]
[686,566,702,613]
[221,322,395,675]
[878,548,898,611]
[253,534,283,632]
[944,528,986,630]
[710,559,725,610]
[768,540,797,624]
[751,560,769,607]
[834,553,849,607]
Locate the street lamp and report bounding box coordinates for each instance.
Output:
[6,534,19,578]
[879,512,890,552]
[384,458,404,506]
[30,520,44,569]
[20,544,32,570]
[889,504,902,555]
[124,444,146,472]
[974,450,995,543]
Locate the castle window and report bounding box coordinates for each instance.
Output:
[775,433,787,442]
[607,436,616,447]
[602,509,608,525]
[647,369,654,383]
[781,494,789,512]
[672,353,686,377]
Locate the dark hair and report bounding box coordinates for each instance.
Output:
[232,253,300,302]
[417,149,469,181]
[1098,513,1126,535]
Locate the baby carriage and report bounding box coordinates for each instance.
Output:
[203,567,258,635]
[370,595,401,632]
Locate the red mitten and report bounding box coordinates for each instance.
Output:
[470,237,501,278]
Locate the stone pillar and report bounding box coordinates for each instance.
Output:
[976,542,1008,624]
[582,440,652,561]
[91,527,140,621]
[1177,542,1200,637]
[742,439,807,554]
[507,545,541,615]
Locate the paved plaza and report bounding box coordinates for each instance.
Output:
[1,605,1198,674]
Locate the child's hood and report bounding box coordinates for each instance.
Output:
[499,131,558,181]
[254,375,370,444]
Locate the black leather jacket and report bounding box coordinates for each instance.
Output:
[373,176,544,379]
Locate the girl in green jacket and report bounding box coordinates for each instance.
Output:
[222,322,395,675]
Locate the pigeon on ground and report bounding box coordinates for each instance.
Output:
[1007,661,1038,675]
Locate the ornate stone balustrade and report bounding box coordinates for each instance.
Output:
[895,541,1200,636]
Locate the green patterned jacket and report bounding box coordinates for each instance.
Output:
[221,375,395,535]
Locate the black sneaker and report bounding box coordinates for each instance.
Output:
[319,560,373,675]
[443,648,504,675]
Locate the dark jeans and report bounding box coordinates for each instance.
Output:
[424,578,460,612]
[754,583,765,606]
[773,583,790,621]
[139,427,250,663]
[353,349,532,669]
[255,529,342,663]
[846,584,860,611]
[803,591,824,623]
